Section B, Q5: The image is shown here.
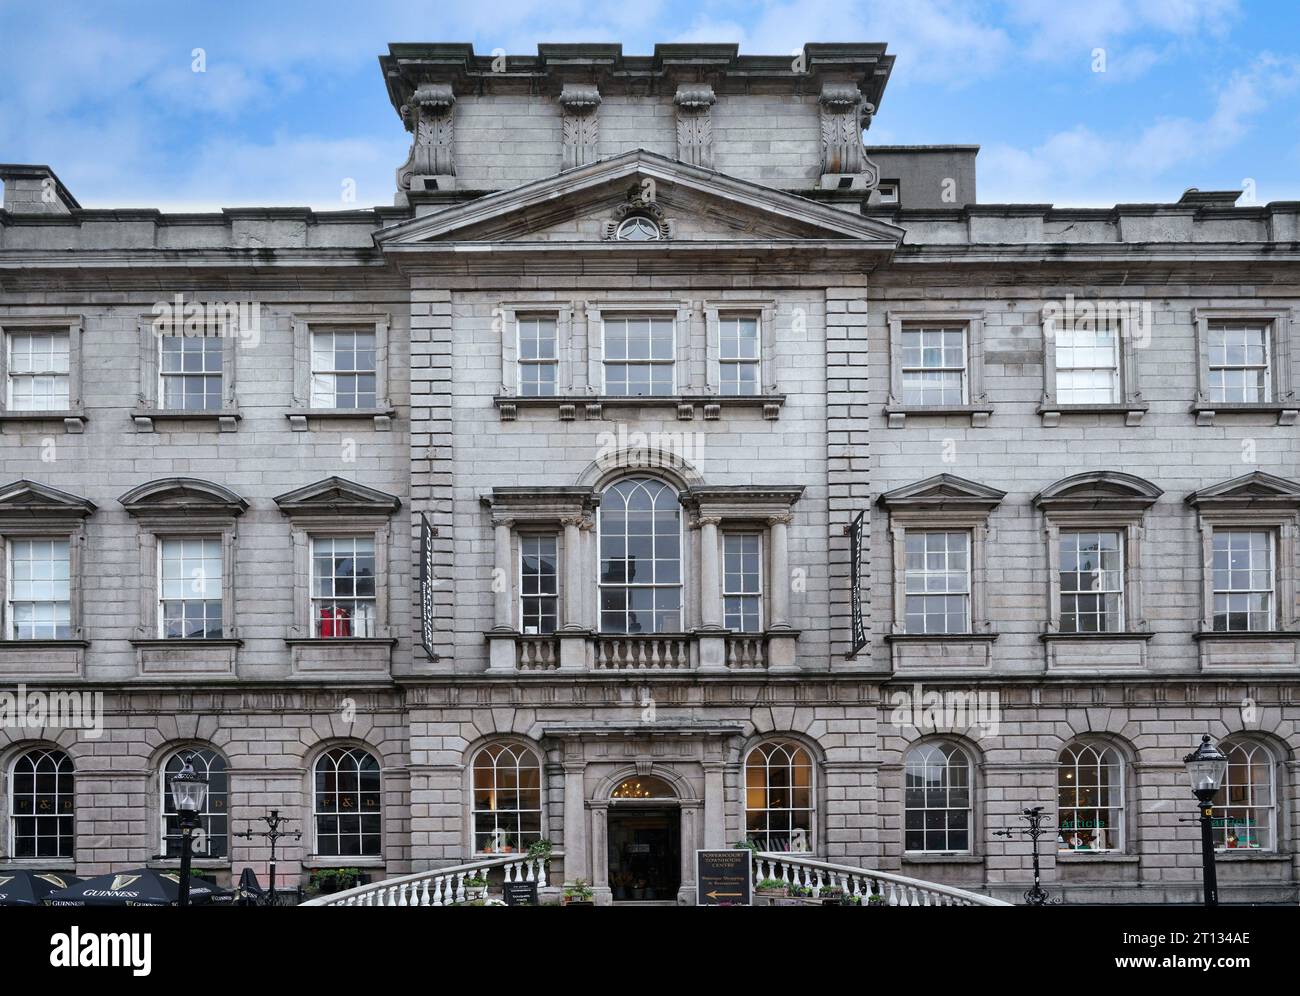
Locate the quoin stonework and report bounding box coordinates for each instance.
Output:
[0,41,1297,905]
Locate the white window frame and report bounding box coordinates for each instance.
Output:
[518,532,559,635]
[600,315,678,397]
[4,537,72,641]
[903,530,972,635]
[743,740,816,853]
[158,333,225,412]
[1057,529,1126,634]
[884,311,989,427]
[899,325,968,407]
[1053,320,1121,405]
[310,328,378,410]
[722,531,763,632]
[1213,739,1277,852]
[1057,741,1125,853]
[156,535,224,640]
[309,534,378,639]
[1210,529,1276,633]
[469,742,545,854]
[597,477,684,634]
[7,747,75,861]
[5,329,71,412]
[903,740,973,855]
[289,314,392,427]
[311,745,383,859]
[717,314,762,397]
[1193,308,1298,424]
[0,316,84,423]
[515,316,560,398]
[159,747,229,859]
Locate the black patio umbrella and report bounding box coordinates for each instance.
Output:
[46,868,235,906]
[0,870,81,907]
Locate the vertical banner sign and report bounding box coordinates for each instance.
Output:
[419,514,435,659]
[849,510,867,655]
[696,850,752,906]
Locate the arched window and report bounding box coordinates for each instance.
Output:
[904,741,972,853]
[615,216,662,241]
[745,741,814,852]
[472,743,542,853]
[9,748,74,859]
[599,478,681,634]
[1214,739,1276,851]
[313,746,381,857]
[160,748,229,859]
[1057,742,1124,852]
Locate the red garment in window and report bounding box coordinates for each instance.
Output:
[320,606,351,638]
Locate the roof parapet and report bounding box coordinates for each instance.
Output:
[0,164,80,214]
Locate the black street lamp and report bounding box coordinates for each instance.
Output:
[169,755,209,908]
[1183,734,1228,908]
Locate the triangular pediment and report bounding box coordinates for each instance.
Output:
[878,474,1007,510]
[1186,471,1300,508]
[1035,472,1162,509]
[0,480,96,518]
[120,478,247,517]
[274,477,401,516]
[375,149,902,248]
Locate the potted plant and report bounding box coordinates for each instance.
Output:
[463,873,489,901]
[776,883,821,906]
[753,877,787,906]
[866,891,886,907]
[563,879,594,906]
[308,867,365,896]
[819,884,846,906]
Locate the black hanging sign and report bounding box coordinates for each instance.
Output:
[849,510,867,656]
[420,513,436,659]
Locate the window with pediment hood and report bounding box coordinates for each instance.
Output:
[0,481,94,662]
[1186,472,1300,639]
[120,479,246,653]
[877,474,1006,639]
[1033,472,1162,638]
[274,478,401,673]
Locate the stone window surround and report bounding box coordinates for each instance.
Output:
[1055,735,1135,858]
[883,310,991,428]
[1191,512,1298,637]
[742,736,819,853]
[1038,303,1147,427]
[493,297,785,421]
[147,741,233,871]
[289,312,395,431]
[303,740,387,868]
[127,517,241,644]
[0,482,95,661]
[1033,473,1162,640]
[0,741,77,869]
[461,738,549,858]
[283,516,397,643]
[134,316,240,433]
[1192,307,1298,426]
[0,314,86,433]
[898,736,980,858]
[482,482,803,672]
[878,476,1005,640]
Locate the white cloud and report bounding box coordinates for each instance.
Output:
[980,53,1300,204]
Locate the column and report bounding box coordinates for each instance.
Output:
[699,517,723,629]
[561,517,583,630]
[487,517,515,671]
[562,761,588,885]
[590,803,610,904]
[703,762,725,848]
[769,513,792,629]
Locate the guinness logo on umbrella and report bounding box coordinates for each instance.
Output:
[110,874,141,892]
[0,877,12,888]
[36,874,68,888]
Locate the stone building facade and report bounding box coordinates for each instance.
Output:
[0,42,1296,904]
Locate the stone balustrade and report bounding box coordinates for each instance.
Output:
[300,854,549,907]
[755,853,1012,906]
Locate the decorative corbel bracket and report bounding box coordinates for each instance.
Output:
[673,83,716,168]
[397,83,457,192]
[559,83,602,170]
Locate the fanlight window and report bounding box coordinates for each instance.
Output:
[313,746,382,857]
[599,478,681,633]
[1213,739,1275,850]
[615,216,662,241]
[1057,742,1124,852]
[9,748,74,859]
[161,748,229,858]
[611,775,675,799]
[745,741,814,852]
[472,743,542,853]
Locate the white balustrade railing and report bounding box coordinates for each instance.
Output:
[300,854,549,907]
[593,635,694,669]
[755,853,1012,907]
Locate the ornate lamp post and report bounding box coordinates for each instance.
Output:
[237,810,302,906]
[1183,734,1229,908]
[169,756,209,908]
[993,806,1059,906]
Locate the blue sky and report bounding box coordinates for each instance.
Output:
[2,0,1298,210]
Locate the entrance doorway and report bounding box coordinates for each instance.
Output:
[607,807,680,902]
